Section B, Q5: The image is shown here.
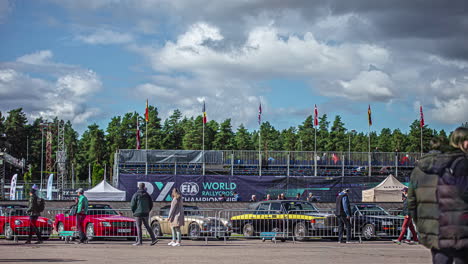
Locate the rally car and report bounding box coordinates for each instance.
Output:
[351,203,404,240]
[54,204,137,241]
[150,205,232,240]
[0,205,53,240]
[230,200,330,241]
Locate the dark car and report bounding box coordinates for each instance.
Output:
[351,204,404,240]
[231,200,334,240]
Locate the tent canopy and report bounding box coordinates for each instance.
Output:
[84,180,126,201]
[362,174,406,202]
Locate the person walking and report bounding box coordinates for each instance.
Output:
[75,188,88,244]
[335,189,352,243]
[393,187,418,245]
[131,183,158,246]
[167,188,184,247]
[408,127,468,263]
[25,186,43,244]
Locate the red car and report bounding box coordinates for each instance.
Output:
[54,204,137,241]
[0,205,52,240]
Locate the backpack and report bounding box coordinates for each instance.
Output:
[37,198,45,213]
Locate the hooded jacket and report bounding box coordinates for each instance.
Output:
[407,151,467,250]
[131,189,153,217]
[335,192,351,217]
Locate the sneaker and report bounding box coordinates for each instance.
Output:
[402,239,411,244]
[172,242,180,247]
[151,239,158,246]
[338,241,345,244]
[34,241,43,244]
[25,241,31,244]
[168,241,175,246]
[392,239,401,245]
[411,241,419,245]
[132,243,142,246]
[346,241,357,244]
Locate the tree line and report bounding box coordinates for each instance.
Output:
[0,107,463,186]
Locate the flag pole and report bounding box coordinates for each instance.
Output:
[420,124,423,157]
[314,125,317,177]
[368,124,371,177]
[258,102,262,177]
[202,101,205,175]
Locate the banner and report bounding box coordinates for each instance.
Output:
[46,173,54,200]
[9,174,17,200]
[119,174,380,202]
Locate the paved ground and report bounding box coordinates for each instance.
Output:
[0,238,431,264]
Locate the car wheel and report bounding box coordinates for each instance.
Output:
[57,222,65,240]
[151,221,161,237]
[188,223,201,240]
[4,224,13,240]
[294,222,308,241]
[86,223,95,241]
[362,224,375,240]
[243,223,254,237]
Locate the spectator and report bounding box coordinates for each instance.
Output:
[264,194,272,201]
[408,127,468,263]
[75,188,88,244]
[276,194,282,200]
[25,186,43,244]
[130,183,157,246]
[233,192,242,201]
[335,189,353,243]
[249,195,257,202]
[307,193,318,202]
[219,194,227,202]
[393,187,418,245]
[280,193,286,200]
[295,193,301,200]
[168,188,184,247]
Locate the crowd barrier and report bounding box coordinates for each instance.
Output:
[0,205,404,243]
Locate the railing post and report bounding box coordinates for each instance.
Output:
[287,152,290,177]
[145,150,148,175]
[259,153,262,176]
[395,153,398,177]
[368,152,372,177]
[342,154,345,178]
[174,160,177,175]
[231,152,234,176]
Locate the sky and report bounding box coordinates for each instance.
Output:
[0,0,467,136]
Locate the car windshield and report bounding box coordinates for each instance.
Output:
[160,206,201,217]
[87,205,119,215]
[356,205,389,216]
[1,206,28,216]
[283,202,319,213]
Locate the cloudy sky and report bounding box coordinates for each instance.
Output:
[0,0,467,135]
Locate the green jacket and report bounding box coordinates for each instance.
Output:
[408,152,464,250]
[131,189,153,217]
[77,195,89,215]
[27,193,40,216]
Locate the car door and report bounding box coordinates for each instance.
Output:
[253,203,270,232]
[269,202,284,232]
[159,208,171,234]
[0,208,5,234]
[62,206,77,231]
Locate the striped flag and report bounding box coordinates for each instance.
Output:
[314,104,319,127]
[136,119,141,150]
[258,103,262,125]
[368,105,372,126]
[145,99,149,122]
[420,105,425,128]
[202,101,207,124]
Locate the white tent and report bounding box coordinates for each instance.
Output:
[84,180,126,201]
[362,174,406,202]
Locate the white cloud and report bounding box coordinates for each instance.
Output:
[76,29,134,45]
[0,51,102,124]
[335,70,394,101]
[431,95,468,125]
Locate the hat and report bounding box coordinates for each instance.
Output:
[343,188,350,193]
[76,188,84,194]
[401,187,408,192]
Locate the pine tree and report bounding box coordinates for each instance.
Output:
[213,119,235,150]
[281,127,297,151]
[234,124,253,150]
[297,116,314,151]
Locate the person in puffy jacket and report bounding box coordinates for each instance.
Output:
[130,183,157,246]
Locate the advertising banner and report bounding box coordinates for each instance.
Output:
[9,174,17,200]
[46,173,54,200]
[118,174,378,202]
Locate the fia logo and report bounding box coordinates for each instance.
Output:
[180,182,199,196]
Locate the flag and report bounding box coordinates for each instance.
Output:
[258,103,262,125]
[332,153,339,164]
[46,174,53,200]
[136,119,141,150]
[202,101,207,124]
[145,99,149,122]
[420,105,424,128]
[368,105,372,126]
[9,174,17,200]
[314,104,319,127]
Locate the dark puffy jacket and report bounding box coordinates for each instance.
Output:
[131,189,153,217]
[335,192,351,217]
[437,152,468,250]
[408,151,466,250]
[401,197,408,216]
[27,193,40,216]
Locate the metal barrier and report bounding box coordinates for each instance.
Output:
[2,207,54,241]
[352,208,404,240]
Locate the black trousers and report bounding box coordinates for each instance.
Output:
[27,216,43,242]
[76,214,86,242]
[135,217,156,244]
[337,215,351,242]
[432,248,468,264]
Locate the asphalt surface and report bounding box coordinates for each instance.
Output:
[0,238,431,264]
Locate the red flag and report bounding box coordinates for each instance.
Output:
[258,103,262,125]
[314,104,319,127]
[332,153,339,164]
[136,119,141,150]
[202,101,207,124]
[420,105,424,128]
[145,99,149,122]
[368,105,372,126]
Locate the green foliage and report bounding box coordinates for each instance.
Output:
[234,124,253,150]
[213,119,235,150]
[92,163,104,186]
